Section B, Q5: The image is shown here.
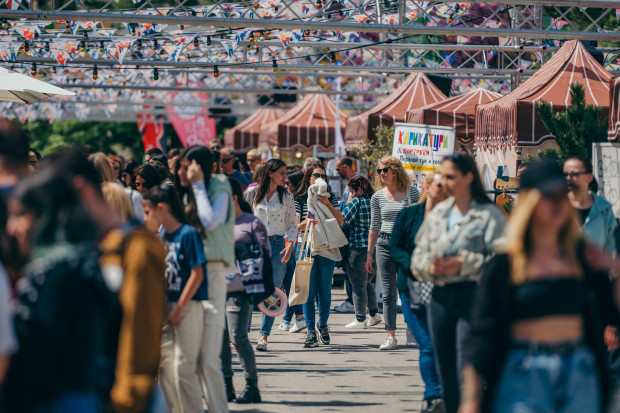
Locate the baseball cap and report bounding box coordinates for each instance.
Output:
[519,159,568,195]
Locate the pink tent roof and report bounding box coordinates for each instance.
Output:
[405,88,502,141]
[610,77,620,141]
[475,40,612,149]
[258,94,348,152]
[224,107,285,152]
[344,73,447,148]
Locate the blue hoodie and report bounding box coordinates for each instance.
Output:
[583,192,617,252]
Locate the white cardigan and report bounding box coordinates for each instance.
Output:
[306,178,348,261]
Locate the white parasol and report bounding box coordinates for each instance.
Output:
[0,67,76,104]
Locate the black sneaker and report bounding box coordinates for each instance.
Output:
[304,330,319,348]
[316,323,330,345]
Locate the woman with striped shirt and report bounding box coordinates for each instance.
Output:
[366,156,420,350]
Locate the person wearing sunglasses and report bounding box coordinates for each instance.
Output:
[221,148,250,188]
[293,164,343,348]
[244,149,262,183]
[133,164,162,195]
[366,156,420,351]
[209,138,222,152]
[563,157,616,252]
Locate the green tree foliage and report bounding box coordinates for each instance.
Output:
[535,82,608,162]
[24,120,146,159]
[353,125,394,184]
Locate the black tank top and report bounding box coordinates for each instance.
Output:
[510,277,585,321]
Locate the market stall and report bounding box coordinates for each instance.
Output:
[405,88,502,153]
[224,107,286,152]
[257,94,348,153]
[344,73,447,148]
[474,40,612,182]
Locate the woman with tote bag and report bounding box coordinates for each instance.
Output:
[293,164,344,349]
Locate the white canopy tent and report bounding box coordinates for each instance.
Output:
[0,67,75,104]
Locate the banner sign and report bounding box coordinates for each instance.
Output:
[392,123,455,189]
[167,92,216,148]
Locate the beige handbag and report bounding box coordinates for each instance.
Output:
[288,221,314,306]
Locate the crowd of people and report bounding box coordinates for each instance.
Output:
[1,116,620,413]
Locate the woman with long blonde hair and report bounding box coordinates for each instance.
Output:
[460,160,619,413]
[367,156,420,350]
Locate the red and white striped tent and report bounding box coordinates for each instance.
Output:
[224,107,285,152]
[610,77,620,141]
[406,88,502,142]
[258,94,348,152]
[344,73,447,148]
[475,40,612,150]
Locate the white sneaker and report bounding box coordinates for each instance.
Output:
[345,319,367,329]
[333,301,355,313]
[366,314,383,327]
[379,336,398,350]
[278,320,291,331]
[289,319,307,333]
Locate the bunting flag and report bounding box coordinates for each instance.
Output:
[108,39,135,64]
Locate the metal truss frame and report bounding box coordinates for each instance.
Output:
[0,0,619,122]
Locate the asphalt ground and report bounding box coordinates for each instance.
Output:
[226,287,426,413]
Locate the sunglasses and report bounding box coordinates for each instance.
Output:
[312,173,327,179]
[376,167,391,174]
[285,181,291,185]
[211,145,221,150]
[222,157,234,163]
[135,181,147,188]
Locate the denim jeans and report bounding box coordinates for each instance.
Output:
[303,254,337,331]
[221,292,258,380]
[32,392,101,413]
[376,236,398,331]
[427,281,476,413]
[282,243,304,322]
[260,235,288,337]
[493,344,600,413]
[400,292,441,401]
[347,247,378,322]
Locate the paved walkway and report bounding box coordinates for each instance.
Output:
[227,288,426,413]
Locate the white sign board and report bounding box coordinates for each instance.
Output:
[593,142,620,218]
[392,123,456,189]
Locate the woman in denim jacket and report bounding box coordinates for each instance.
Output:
[411,154,506,413]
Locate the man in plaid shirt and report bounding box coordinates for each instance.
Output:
[340,176,382,329]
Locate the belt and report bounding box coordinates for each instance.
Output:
[378,232,391,240]
[511,336,586,355]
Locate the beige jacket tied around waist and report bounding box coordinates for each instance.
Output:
[410,197,507,287]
